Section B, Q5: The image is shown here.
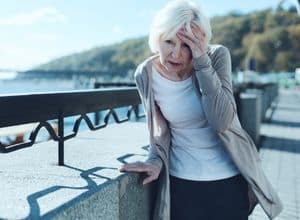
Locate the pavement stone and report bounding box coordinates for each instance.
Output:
[249,88,300,220]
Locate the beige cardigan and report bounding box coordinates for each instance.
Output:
[134,44,283,220]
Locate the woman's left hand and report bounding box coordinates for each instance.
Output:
[176,22,207,59]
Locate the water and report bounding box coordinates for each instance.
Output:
[0,79,77,94]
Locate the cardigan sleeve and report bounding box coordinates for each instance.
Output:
[134,67,163,170]
[192,45,238,134]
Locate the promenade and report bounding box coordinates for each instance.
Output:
[0,86,299,219]
[250,87,300,220]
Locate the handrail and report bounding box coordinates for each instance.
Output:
[0,87,145,165]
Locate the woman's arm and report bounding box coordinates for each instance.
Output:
[134,67,163,169]
[192,46,237,133]
[177,24,237,134]
[119,66,163,186]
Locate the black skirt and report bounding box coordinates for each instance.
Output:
[170,174,249,220]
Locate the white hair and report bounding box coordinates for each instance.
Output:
[148,0,212,53]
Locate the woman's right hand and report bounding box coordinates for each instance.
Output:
[118,161,162,185]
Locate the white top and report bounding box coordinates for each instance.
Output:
[151,65,240,181]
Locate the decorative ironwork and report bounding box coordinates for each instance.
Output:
[0,121,60,153]
[0,88,145,165]
[65,106,144,140]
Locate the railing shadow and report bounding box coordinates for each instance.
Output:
[24,166,117,220]
[275,105,300,112]
[269,120,300,128]
[260,135,300,154]
[22,146,149,219]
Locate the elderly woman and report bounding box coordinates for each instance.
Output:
[119,0,283,219]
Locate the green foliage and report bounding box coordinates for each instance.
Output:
[248,27,291,72]
[33,37,152,79]
[34,8,300,75]
[210,8,300,72]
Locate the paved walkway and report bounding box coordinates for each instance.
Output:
[249,88,300,220]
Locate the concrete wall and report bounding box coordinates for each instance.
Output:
[237,83,279,147]
[0,121,157,220]
[52,173,157,220]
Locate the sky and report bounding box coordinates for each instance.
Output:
[0,0,285,70]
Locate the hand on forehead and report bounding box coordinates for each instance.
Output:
[178,23,205,37]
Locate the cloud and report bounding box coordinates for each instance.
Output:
[0,7,66,26]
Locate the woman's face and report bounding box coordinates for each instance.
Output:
[157,33,193,76]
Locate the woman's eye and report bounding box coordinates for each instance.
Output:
[182,43,189,48]
[165,40,173,44]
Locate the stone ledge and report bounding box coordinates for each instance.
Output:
[0,121,155,220]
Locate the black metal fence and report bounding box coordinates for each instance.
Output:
[0,87,145,165]
[94,82,136,88]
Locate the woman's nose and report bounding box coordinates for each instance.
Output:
[172,46,181,59]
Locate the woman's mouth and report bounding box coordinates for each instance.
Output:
[168,61,182,67]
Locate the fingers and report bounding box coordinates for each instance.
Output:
[177,31,202,52]
[177,26,205,46]
[191,22,205,38]
[142,175,156,185]
[118,161,151,173]
[177,23,208,56]
[177,32,194,48]
[191,25,207,52]
[178,29,197,44]
[179,23,205,46]
[178,24,201,40]
[119,162,160,185]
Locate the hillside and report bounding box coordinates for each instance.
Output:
[33,8,300,75]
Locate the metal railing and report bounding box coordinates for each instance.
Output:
[94,82,136,88]
[0,87,145,165]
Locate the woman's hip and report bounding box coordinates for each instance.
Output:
[169,174,249,213]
